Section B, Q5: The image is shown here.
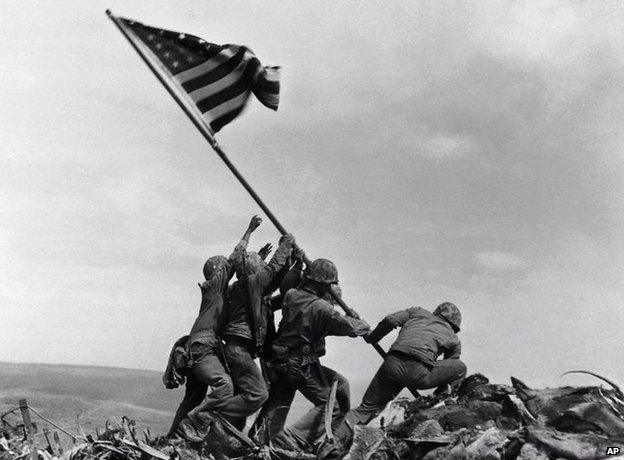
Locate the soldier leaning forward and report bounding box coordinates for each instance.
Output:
[165,216,262,439]
[251,259,370,450]
[321,303,467,458]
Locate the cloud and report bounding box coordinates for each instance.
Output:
[2,0,623,389]
[475,251,527,271]
[472,1,582,63]
[416,133,474,160]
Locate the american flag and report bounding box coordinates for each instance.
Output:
[119,17,280,133]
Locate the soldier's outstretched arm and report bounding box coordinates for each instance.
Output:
[256,233,295,288]
[227,215,263,278]
[326,307,371,337]
[230,215,262,255]
[239,215,262,249]
[365,308,418,343]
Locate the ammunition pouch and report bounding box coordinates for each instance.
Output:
[173,343,193,376]
[268,343,314,384]
[163,335,191,389]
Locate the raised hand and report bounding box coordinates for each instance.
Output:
[293,245,306,262]
[258,243,273,260]
[279,233,295,246]
[248,215,262,232]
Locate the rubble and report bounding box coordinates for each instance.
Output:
[343,373,624,460]
[2,372,623,459]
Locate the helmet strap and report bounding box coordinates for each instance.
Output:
[300,279,327,297]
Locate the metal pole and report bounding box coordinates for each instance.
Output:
[107,9,386,360]
[106,10,287,234]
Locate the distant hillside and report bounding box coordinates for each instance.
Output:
[0,361,369,441]
[0,362,181,436]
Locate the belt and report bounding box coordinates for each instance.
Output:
[388,350,434,369]
[224,335,254,351]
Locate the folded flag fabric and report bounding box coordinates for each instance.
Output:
[118,16,280,133]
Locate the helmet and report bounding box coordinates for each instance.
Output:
[433,302,462,332]
[236,251,267,277]
[304,258,339,285]
[203,255,229,280]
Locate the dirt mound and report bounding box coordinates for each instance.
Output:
[343,373,624,460]
[2,373,623,459]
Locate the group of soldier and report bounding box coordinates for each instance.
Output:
[162,215,467,457]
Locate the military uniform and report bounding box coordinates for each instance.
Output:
[168,248,244,437]
[329,305,466,454]
[253,286,370,449]
[211,238,294,429]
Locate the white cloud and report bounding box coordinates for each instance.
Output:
[472,1,581,63]
[475,251,527,271]
[417,133,474,160]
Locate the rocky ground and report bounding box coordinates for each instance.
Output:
[2,372,623,460]
[339,372,624,460]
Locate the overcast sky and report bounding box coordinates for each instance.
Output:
[2,0,623,396]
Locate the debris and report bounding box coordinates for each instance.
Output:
[561,370,623,397]
[409,419,445,439]
[515,442,549,460]
[377,398,408,429]
[3,371,623,459]
[464,427,508,459]
[555,401,624,438]
[343,425,385,460]
[523,426,610,460]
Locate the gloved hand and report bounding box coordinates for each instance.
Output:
[258,243,273,260]
[293,245,306,262]
[279,233,295,246]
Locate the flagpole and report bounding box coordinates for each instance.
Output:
[106,10,390,363]
[106,10,288,235]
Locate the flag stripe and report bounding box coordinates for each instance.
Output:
[182,47,248,93]
[186,68,241,104]
[252,66,280,110]
[174,46,239,83]
[255,78,279,94]
[120,16,279,133]
[204,92,250,122]
[210,105,246,133]
[195,58,259,113]
[185,51,259,104]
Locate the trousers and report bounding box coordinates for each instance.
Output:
[253,361,350,449]
[214,336,269,430]
[168,349,233,437]
[174,337,269,439]
[335,352,466,442]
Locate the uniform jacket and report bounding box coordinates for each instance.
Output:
[367,307,461,366]
[189,243,245,343]
[273,288,370,361]
[223,239,293,353]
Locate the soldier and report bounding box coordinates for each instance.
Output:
[168,215,262,439]
[208,232,296,431]
[253,259,371,450]
[321,302,467,457]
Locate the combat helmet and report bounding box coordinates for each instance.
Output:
[304,258,339,285]
[433,302,462,332]
[203,255,229,280]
